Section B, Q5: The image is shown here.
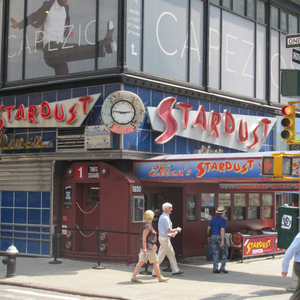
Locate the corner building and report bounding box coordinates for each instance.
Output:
[0,0,299,262]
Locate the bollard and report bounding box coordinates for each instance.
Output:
[93,231,106,270]
[139,261,152,275]
[49,225,62,264]
[2,245,19,278]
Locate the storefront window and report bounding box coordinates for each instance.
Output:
[210,0,220,5]
[246,0,255,19]
[257,1,266,24]
[131,195,145,223]
[201,193,215,221]
[271,6,279,29]
[248,193,260,220]
[233,0,245,15]
[281,11,287,32]
[87,186,100,205]
[186,195,197,221]
[7,0,118,82]
[218,193,231,220]
[233,194,246,220]
[262,194,273,219]
[223,0,231,9]
[289,15,298,33]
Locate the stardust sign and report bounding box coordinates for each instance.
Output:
[243,235,274,258]
[0,93,100,129]
[147,97,276,152]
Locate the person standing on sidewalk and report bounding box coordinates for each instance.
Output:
[207,206,228,274]
[152,202,184,276]
[131,210,169,283]
[281,232,300,300]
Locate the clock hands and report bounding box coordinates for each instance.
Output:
[112,110,133,114]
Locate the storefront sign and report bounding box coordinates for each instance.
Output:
[219,183,300,190]
[147,97,276,151]
[0,134,54,150]
[64,186,72,205]
[132,185,142,193]
[85,125,113,149]
[88,166,100,179]
[0,94,100,129]
[134,154,300,181]
[242,235,274,258]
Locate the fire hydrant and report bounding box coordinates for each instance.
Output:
[2,245,19,278]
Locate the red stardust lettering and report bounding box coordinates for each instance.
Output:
[225,161,233,171]
[247,160,255,170]
[177,102,193,129]
[110,123,134,134]
[219,162,225,172]
[238,120,248,143]
[15,105,26,121]
[233,163,241,172]
[223,110,235,135]
[27,105,37,123]
[4,106,15,123]
[155,97,178,144]
[241,162,249,174]
[40,101,51,119]
[66,104,78,125]
[0,105,4,130]
[78,96,92,115]
[54,104,65,122]
[248,125,259,149]
[196,162,207,178]
[261,118,271,139]
[211,162,218,171]
[209,111,221,138]
[193,105,207,130]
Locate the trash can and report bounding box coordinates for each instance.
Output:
[277,205,299,249]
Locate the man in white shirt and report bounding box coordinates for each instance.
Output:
[152,202,184,276]
[282,232,300,300]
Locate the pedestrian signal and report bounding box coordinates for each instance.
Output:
[281,105,295,142]
[262,155,293,177]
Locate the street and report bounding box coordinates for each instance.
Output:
[0,286,106,300]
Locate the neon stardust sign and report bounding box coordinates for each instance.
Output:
[147,97,277,152]
[0,93,100,129]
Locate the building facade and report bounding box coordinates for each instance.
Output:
[0,0,299,262]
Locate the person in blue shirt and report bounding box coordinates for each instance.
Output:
[282,232,300,300]
[207,206,228,274]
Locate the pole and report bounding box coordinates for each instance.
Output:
[93,230,106,270]
[49,225,62,264]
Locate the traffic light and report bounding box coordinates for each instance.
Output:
[262,155,293,177]
[281,104,295,142]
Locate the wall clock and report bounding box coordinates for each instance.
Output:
[101,91,145,134]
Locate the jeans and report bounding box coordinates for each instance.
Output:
[210,234,228,270]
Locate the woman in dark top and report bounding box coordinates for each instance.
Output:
[131,210,169,283]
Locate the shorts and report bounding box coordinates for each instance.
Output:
[138,249,158,264]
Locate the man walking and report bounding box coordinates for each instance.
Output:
[153,202,184,276]
[282,232,300,300]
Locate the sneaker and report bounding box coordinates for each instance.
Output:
[172,270,184,275]
[220,269,229,274]
[159,276,169,282]
[213,269,221,274]
[131,278,142,283]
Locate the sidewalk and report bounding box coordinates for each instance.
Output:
[0,254,294,300]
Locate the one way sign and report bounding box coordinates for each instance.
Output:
[286,34,300,48]
[292,49,300,64]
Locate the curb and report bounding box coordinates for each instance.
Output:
[0,280,131,300]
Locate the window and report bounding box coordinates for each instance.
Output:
[289,15,298,34]
[257,0,266,23]
[6,0,118,82]
[218,193,231,220]
[262,194,273,219]
[233,0,245,15]
[281,11,287,32]
[233,194,246,220]
[201,193,215,221]
[223,0,231,9]
[271,6,279,29]
[131,195,146,223]
[248,193,260,220]
[210,0,220,5]
[87,186,100,205]
[186,195,197,221]
[246,0,255,19]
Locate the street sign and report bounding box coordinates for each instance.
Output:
[286,34,300,48]
[293,49,300,64]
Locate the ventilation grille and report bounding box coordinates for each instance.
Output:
[57,128,85,151]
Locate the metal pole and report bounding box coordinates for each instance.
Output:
[49,225,62,264]
[93,230,106,270]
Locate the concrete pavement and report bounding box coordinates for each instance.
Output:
[0,254,294,300]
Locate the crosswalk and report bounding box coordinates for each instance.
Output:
[0,288,82,300]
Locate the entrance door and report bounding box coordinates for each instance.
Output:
[149,187,183,257]
[75,183,100,253]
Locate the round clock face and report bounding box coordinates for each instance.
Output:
[111,100,136,125]
[101,91,145,135]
